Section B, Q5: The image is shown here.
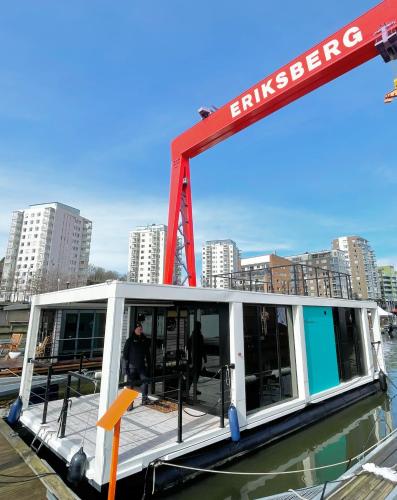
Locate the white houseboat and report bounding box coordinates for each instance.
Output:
[15,281,385,494]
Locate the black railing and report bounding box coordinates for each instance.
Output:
[28,353,89,425]
[58,371,97,438]
[210,264,353,299]
[56,363,234,444]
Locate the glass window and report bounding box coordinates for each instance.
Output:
[243,304,297,413]
[333,308,365,381]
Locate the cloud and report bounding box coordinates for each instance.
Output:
[1,167,393,274]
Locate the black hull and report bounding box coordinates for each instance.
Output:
[152,380,380,493]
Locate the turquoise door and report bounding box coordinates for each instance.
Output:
[303,306,340,395]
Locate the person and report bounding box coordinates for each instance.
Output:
[187,321,207,396]
[388,323,394,339]
[123,322,151,409]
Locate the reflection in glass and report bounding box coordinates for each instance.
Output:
[244,304,297,412]
[333,307,365,381]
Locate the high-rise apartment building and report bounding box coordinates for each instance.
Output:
[378,265,397,307]
[0,203,92,301]
[202,239,240,288]
[286,249,349,298]
[128,224,181,284]
[332,236,380,300]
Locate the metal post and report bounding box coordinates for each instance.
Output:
[42,365,53,424]
[59,373,71,438]
[301,265,306,295]
[293,265,298,295]
[338,272,343,298]
[269,268,274,293]
[314,267,320,296]
[249,270,252,291]
[220,366,225,428]
[327,271,333,297]
[76,354,83,398]
[177,372,183,443]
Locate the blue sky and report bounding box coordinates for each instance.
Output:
[0,1,396,274]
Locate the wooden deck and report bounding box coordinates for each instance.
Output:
[21,391,227,481]
[0,428,46,498]
[0,417,78,499]
[324,432,397,499]
[0,356,102,377]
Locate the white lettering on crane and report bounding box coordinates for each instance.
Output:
[343,26,363,47]
[306,49,322,71]
[229,26,363,119]
[323,39,341,61]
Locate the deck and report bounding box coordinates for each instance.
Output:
[324,431,397,499]
[0,415,78,499]
[20,391,229,483]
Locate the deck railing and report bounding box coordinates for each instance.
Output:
[210,264,353,299]
[54,363,234,444]
[28,353,93,425]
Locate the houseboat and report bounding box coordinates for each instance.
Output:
[15,280,385,494]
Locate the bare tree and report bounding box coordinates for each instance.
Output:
[86,264,125,285]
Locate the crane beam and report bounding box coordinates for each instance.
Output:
[164,0,397,286]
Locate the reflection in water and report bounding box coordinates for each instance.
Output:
[166,338,397,500]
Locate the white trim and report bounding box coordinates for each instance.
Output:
[372,306,386,373]
[246,397,306,429]
[229,302,246,426]
[93,295,125,486]
[19,297,41,409]
[293,305,310,403]
[359,308,373,376]
[31,281,376,310]
[309,375,374,404]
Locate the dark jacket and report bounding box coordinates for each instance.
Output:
[187,331,207,367]
[123,333,151,371]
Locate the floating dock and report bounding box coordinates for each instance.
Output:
[0,416,78,499]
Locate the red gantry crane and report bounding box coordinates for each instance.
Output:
[164,0,397,287]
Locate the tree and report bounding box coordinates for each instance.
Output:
[86,265,126,285]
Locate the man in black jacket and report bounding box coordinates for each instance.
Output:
[123,322,151,407]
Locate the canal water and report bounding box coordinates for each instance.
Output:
[166,338,397,500]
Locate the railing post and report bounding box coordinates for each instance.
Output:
[42,365,53,424]
[220,366,225,428]
[177,372,183,443]
[314,267,320,296]
[293,265,298,295]
[327,271,333,298]
[59,373,72,439]
[76,354,83,398]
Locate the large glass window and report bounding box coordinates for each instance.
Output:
[244,304,297,413]
[127,302,229,416]
[332,308,365,381]
[59,310,106,357]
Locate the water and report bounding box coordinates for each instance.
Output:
[165,338,397,500]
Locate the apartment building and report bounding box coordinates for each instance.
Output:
[202,239,240,288]
[332,236,380,300]
[240,254,293,293]
[0,203,92,301]
[286,249,349,298]
[128,224,181,284]
[378,265,397,308]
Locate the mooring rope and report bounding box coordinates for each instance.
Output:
[151,425,397,493]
